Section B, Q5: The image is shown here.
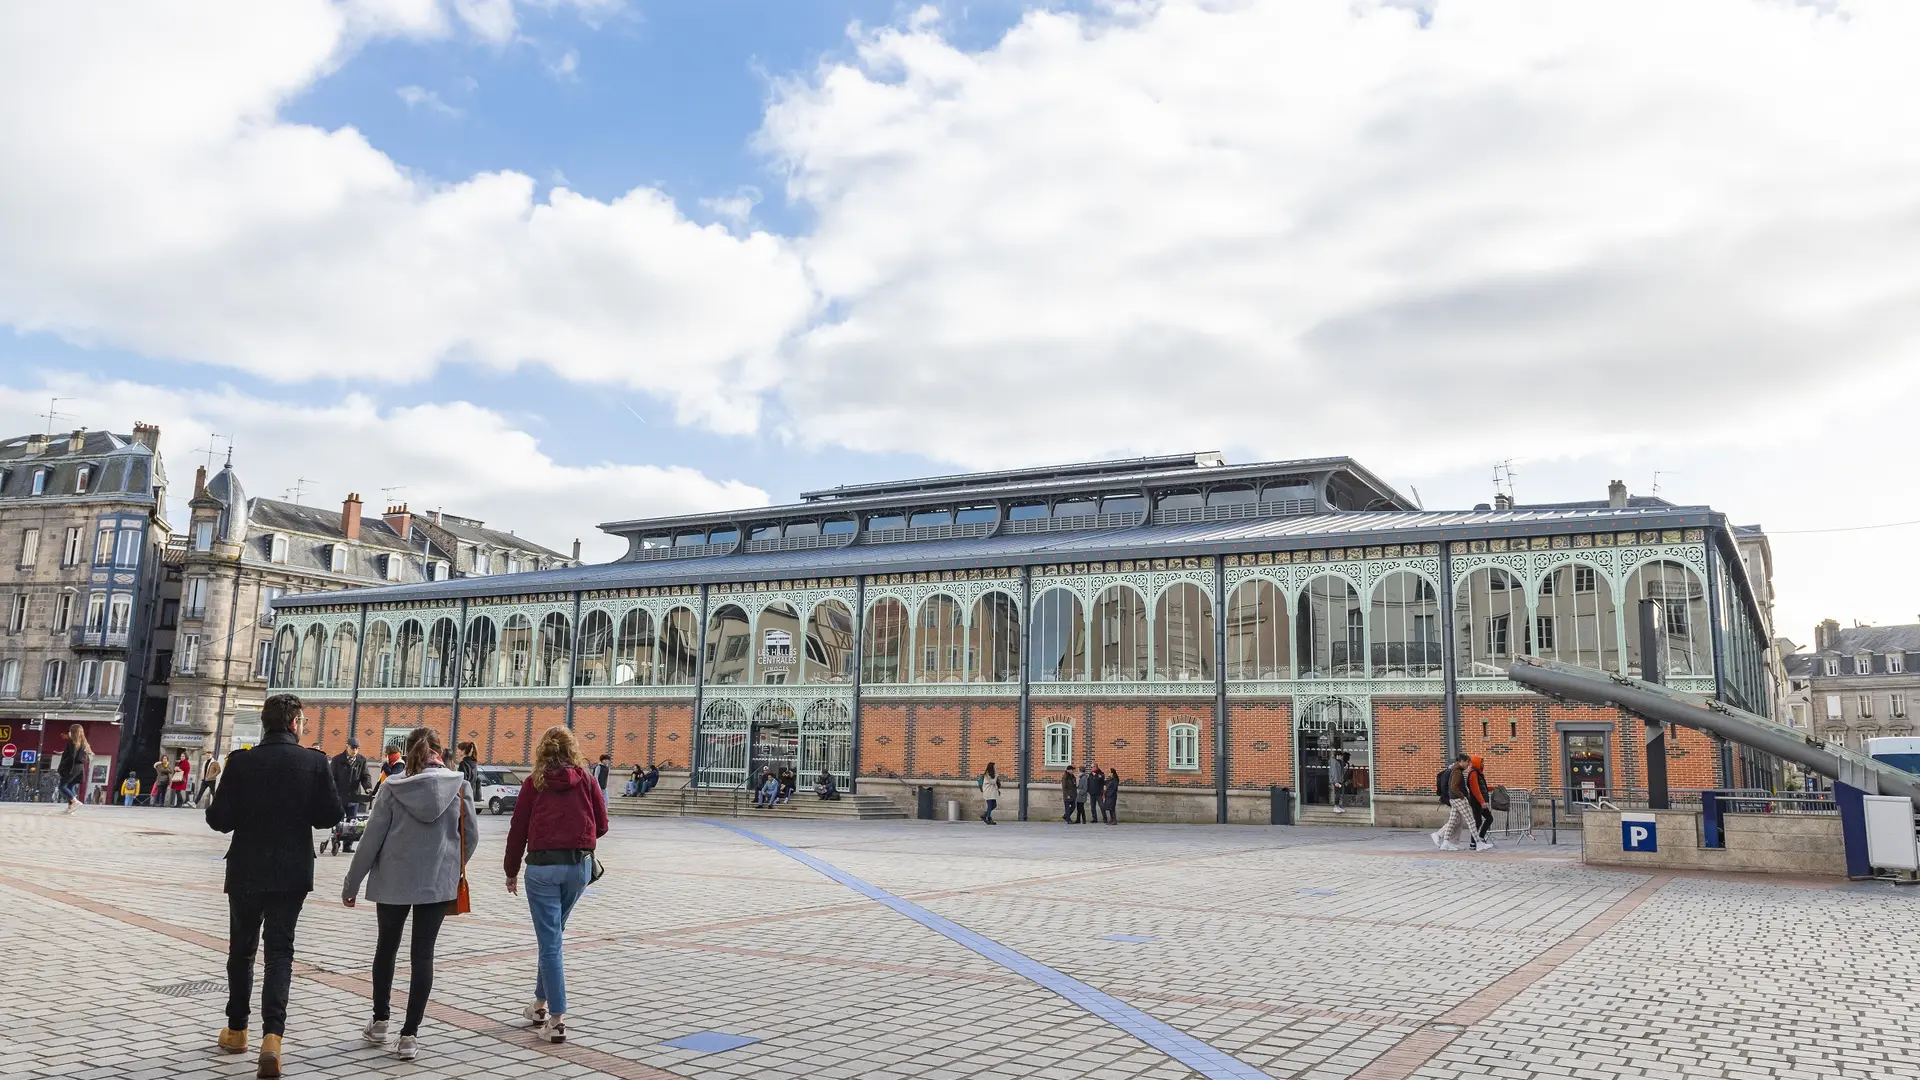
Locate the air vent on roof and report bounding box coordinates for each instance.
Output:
[1153,499,1316,526]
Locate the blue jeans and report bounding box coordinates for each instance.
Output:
[58,782,80,803]
[525,859,591,1015]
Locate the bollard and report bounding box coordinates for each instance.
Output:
[1270,785,1293,825]
[948,799,959,822]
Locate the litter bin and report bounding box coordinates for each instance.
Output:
[916,785,935,820]
[1271,785,1293,825]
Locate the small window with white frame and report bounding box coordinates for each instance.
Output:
[384,553,404,581]
[18,528,39,568]
[1169,722,1201,771]
[1825,694,1841,719]
[1855,655,1872,676]
[1890,653,1906,675]
[61,526,82,566]
[1893,692,1909,719]
[268,533,288,564]
[1824,658,1840,677]
[30,469,48,495]
[74,464,91,494]
[329,544,347,573]
[254,641,274,679]
[1043,722,1074,768]
[1858,694,1874,718]
[1572,565,1597,594]
[194,521,214,551]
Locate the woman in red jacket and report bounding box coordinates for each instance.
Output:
[503,726,608,1044]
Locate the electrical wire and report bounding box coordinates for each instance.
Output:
[1767,519,1920,535]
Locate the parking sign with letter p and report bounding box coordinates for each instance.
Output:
[1621,811,1658,852]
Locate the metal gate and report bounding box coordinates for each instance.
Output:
[748,701,799,787]
[696,700,749,789]
[799,699,853,791]
[1296,697,1372,816]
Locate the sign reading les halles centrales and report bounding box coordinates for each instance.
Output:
[759,628,796,668]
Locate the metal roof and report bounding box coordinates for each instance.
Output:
[798,452,1226,502]
[280,503,1723,609]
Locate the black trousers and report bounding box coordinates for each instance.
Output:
[227,890,307,1037]
[372,902,450,1036]
[1073,799,1088,824]
[1471,801,1494,840]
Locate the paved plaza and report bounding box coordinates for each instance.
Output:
[3,805,1918,1080]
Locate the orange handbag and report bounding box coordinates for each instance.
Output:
[451,793,472,915]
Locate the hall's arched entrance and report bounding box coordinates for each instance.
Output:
[1296,697,1372,818]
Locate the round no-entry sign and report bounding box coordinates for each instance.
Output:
[1,743,15,766]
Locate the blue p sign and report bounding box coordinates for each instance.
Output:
[1621,812,1657,852]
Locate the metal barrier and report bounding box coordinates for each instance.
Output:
[1493,788,1537,842]
[1719,792,1838,816]
[0,769,62,803]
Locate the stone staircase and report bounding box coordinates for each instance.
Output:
[607,787,910,821]
[1295,804,1371,827]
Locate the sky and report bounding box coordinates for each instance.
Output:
[3,0,1919,646]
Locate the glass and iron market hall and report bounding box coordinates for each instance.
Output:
[270,453,1773,822]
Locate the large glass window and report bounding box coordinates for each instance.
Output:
[1535,562,1619,673]
[705,604,751,685]
[1044,722,1074,767]
[1297,575,1364,678]
[1623,560,1712,677]
[298,624,327,687]
[274,625,298,685]
[1153,583,1215,681]
[534,613,572,686]
[1093,585,1148,681]
[1226,579,1290,680]
[1369,571,1440,677]
[498,614,534,686]
[861,598,909,683]
[395,620,425,686]
[804,600,855,684]
[968,592,1020,682]
[1169,723,1201,770]
[1029,588,1087,682]
[1454,567,1529,677]
[756,602,801,684]
[423,618,457,687]
[659,607,699,684]
[916,595,964,683]
[329,623,359,688]
[463,617,497,687]
[614,609,655,685]
[576,611,614,686]
[364,621,395,687]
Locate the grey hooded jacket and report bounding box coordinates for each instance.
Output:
[342,767,480,906]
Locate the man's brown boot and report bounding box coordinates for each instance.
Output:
[256,1033,283,1078]
[217,1027,248,1054]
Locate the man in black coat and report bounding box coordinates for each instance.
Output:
[206,694,342,1077]
[329,737,370,819]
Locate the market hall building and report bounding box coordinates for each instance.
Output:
[268,453,1775,824]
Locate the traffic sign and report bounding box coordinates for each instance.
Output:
[1,743,14,766]
[18,749,38,766]
[1621,811,1658,852]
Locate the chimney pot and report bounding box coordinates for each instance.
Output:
[1493,493,1512,511]
[1607,479,1628,508]
[25,433,47,455]
[68,428,86,453]
[382,503,412,539]
[193,465,208,499]
[130,422,160,451]
[572,538,582,561]
[341,492,363,542]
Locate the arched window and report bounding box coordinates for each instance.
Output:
[1044,722,1074,767]
[916,595,964,683]
[535,612,572,686]
[705,604,751,685]
[1369,571,1440,677]
[804,600,855,684]
[1168,723,1201,771]
[1029,588,1087,682]
[498,614,534,687]
[1623,560,1711,676]
[297,624,326,687]
[329,623,359,688]
[1226,579,1290,680]
[1454,567,1529,677]
[757,602,801,684]
[364,621,395,688]
[0,658,18,695]
[968,592,1020,682]
[1153,583,1214,681]
[861,598,909,683]
[576,610,614,686]
[395,620,425,686]
[1297,575,1363,678]
[1093,584,1148,681]
[614,609,654,685]
[658,606,698,684]
[424,618,458,687]
[272,625,297,687]
[463,616,497,687]
[1536,562,1619,673]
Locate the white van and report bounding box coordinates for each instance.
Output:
[477,767,524,815]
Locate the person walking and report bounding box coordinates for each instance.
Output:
[1102,770,1120,825]
[457,742,481,805]
[504,726,609,1045]
[56,724,90,815]
[978,762,1000,825]
[198,755,223,807]
[171,755,192,808]
[331,739,371,821]
[1430,754,1476,852]
[1328,751,1349,814]
[380,743,406,783]
[1466,754,1494,851]
[119,773,141,806]
[1085,767,1106,824]
[342,727,479,1062]
[591,753,612,798]
[1073,765,1091,824]
[205,694,344,1078]
[152,754,175,808]
[1059,768,1077,822]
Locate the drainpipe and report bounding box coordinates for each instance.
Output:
[564,591,582,730]
[1213,555,1228,824]
[1018,565,1032,821]
[691,583,709,788]
[1439,544,1460,761]
[448,597,468,750]
[347,605,367,743]
[850,576,865,794]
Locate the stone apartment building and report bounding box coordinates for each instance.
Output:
[1784,618,1920,750]
[161,459,576,762]
[0,425,171,789]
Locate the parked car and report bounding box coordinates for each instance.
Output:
[478,767,524,815]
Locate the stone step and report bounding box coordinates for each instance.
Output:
[607,790,910,821]
[1295,805,1371,826]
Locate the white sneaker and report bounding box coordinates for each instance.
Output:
[1332,806,1344,814]
[539,1015,566,1044]
[1478,838,1495,850]
[1429,831,1443,848]
[1439,841,1460,851]
[520,1001,548,1027]
[362,1019,388,1045]
[395,1035,417,1061]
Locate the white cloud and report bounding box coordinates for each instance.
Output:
[760,0,1920,477]
[0,376,766,564]
[0,0,810,434]
[546,48,580,81]
[397,84,461,116]
[701,188,763,231]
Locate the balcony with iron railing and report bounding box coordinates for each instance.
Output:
[70,626,131,649]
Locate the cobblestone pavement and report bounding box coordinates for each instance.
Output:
[3,804,1918,1080]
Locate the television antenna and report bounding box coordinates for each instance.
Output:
[1652,470,1679,498]
[379,485,407,507]
[284,478,314,505]
[1492,459,1519,503]
[39,397,74,436]
[191,434,232,474]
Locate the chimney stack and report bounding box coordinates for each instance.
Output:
[1493,492,1512,512]
[342,493,363,541]
[130,422,160,451]
[67,428,86,453]
[1608,479,1627,508]
[193,465,208,499]
[383,503,412,539]
[24,433,47,455]
[1815,618,1840,652]
[572,538,582,561]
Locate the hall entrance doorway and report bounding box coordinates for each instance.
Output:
[748,701,799,790]
[1297,697,1371,816]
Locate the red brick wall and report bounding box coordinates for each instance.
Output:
[909,702,964,778]
[1376,698,1447,796]
[966,702,1017,780]
[311,703,352,755]
[1229,699,1291,788]
[860,702,907,779]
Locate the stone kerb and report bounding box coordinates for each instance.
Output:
[1582,808,1846,876]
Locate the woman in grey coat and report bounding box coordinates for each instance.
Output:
[342,727,479,1062]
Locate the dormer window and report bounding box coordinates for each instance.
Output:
[30,469,47,495]
[1825,658,1840,677]
[268,534,288,564]
[383,553,404,581]
[194,522,214,552]
[1855,655,1872,676]
[328,544,347,573]
[73,465,91,494]
[1890,653,1906,675]
[427,560,448,582]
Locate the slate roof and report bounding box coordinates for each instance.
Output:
[248,498,413,552]
[281,503,1725,609]
[0,429,160,502]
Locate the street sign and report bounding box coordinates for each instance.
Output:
[1621,811,1658,853]
[18,749,39,766]
[1,743,14,766]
